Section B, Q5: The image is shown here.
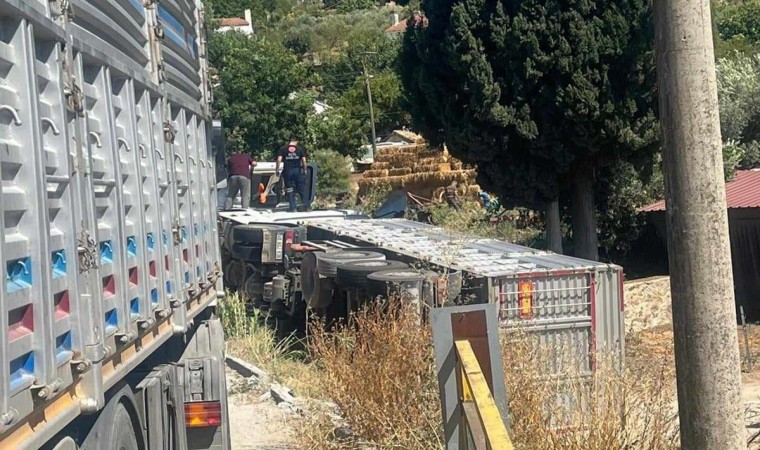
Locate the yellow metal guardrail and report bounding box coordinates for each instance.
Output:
[455,340,514,450]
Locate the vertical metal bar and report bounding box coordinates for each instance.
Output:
[69,49,107,412]
[101,66,131,346]
[741,305,752,371]
[19,18,57,393]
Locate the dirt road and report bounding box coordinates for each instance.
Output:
[227,369,300,450]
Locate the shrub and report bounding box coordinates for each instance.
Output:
[304,300,443,449]
[301,302,679,449]
[311,149,352,199]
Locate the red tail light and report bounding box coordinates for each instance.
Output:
[185,401,222,428]
[518,281,534,318]
[284,229,295,253]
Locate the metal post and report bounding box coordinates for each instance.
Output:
[361,53,378,161]
[741,305,752,371]
[654,0,744,447]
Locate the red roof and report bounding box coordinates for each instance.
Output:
[640,169,760,212]
[216,18,249,27]
[385,16,428,33]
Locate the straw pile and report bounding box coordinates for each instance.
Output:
[363,169,389,178]
[388,167,412,176]
[358,136,479,200]
[369,161,390,170]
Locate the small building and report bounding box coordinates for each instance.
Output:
[385,11,428,35]
[215,9,254,35]
[641,169,760,319]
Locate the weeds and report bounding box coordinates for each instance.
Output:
[298,303,679,450]
[343,185,393,215]
[220,278,676,449]
[501,330,679,450]
[218,293,323,398]
[302,299,443,449]
[425,201,542,245]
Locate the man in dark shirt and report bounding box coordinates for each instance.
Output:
[224,152,256,209]
[275,138,309,212]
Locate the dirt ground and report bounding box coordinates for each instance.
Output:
[624,276,760,446]
[226,369,300,450]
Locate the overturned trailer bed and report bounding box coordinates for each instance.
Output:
[304,218,625,372]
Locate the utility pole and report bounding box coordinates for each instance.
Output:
[361,52,378,160]
[654,0,744,448]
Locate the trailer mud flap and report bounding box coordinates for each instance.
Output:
[135,365,188,450]
[179,318,230,450]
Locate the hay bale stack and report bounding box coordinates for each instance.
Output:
[370,161,390,170]
[393,130,426,144]
[357,169,477,199]
[376,144,426,157]
[374,153,426,168]
[414,164,441,173]
[388,167,412,176]
[466,185,480,196]
[363,169,389,178]
[450,161,463,171]
[417,149,446,159]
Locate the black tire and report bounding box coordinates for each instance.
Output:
[316,250,385,277]
[231,224,265,244]
[224,260,245,290]
[336,260,409,290]
[302,251,331,308]
[230,244,263,263]
[366,269,426,300]
[232,224,295,245]
[110,403,139,450]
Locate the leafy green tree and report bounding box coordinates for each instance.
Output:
[305,108,367,158]
[713,0,760,56]
[715,53,760,172]
[339,71,410,136]
[324,0,377,13]
[399,0,658,260]
[206,0,296,22]
[209,31,310,157]
[309,149,353,197]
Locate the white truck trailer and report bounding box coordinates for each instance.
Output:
[0,1,229,448]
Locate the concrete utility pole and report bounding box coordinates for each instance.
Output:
[361,52,378,160]
[654,1,744,448]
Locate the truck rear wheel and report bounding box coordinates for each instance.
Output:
[316,250,385,277]
[336,260,409,290]
[111,403,139,450]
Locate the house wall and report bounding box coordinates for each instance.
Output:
[646,208,760,319]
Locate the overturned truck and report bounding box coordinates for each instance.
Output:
[219,210,625,371]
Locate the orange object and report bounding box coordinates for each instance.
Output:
[258,182,266,203]
[185,401,222,428]
[517,281,534,318]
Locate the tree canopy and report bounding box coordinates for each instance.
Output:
[209,31,311,157]
[399,0,658,259]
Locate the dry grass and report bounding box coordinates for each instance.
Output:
[297,298,679,450]
[426,201,541,244]
[218,293,323,398]
[502,330,679,450]
[300,300,443,450]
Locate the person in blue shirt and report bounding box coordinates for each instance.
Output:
[275,138,310,212]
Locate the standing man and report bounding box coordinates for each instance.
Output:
[224,151,256,210]
[276,138,310,212]
[445,181,461,211]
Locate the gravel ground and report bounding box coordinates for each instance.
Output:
[226,369,301,450]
